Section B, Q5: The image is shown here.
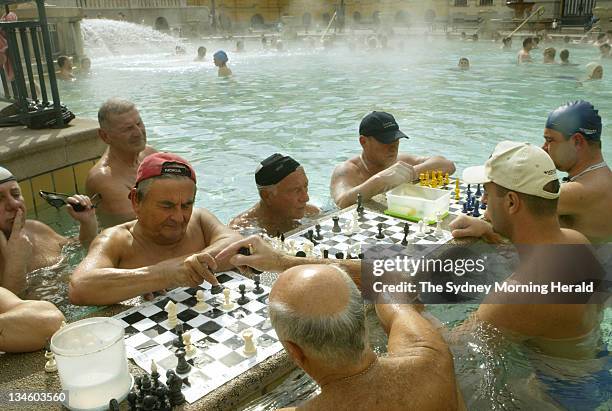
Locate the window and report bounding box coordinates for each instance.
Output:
[455,0,467,6]
[480,0,493,5]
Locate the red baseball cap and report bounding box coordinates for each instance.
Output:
[134,152,197,187]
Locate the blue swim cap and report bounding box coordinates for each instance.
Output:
[545,100,602,141]
[213,50,228,63]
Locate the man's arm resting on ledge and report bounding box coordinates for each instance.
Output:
[331,162,388,209]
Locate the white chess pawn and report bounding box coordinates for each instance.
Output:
[435,219,443,237]
[165,301,177,328]
[194,290,208,312]
[222,288,234,310]
[416,220,425,237]
[183,332,196,357]
[303,241,314,257]
[242,330,257,356]
[44,350,57,373]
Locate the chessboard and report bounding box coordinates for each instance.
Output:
[444,181,486,218]
[286,208,454,259]
[113,272,282,404]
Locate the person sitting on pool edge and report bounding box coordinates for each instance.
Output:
[213,50,232,77]
[86,98,157,227]
[0,166,98,295]
[0,286,65,353]
[229,154,319,236]
[331,111,455,208]
[268,264,463,411]
[70,153,242,306]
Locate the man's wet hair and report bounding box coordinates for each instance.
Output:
[98,98,137,128]
[523,37,533,48]
[560,49,569,61]
[57,56,70,69]
[494,180,560,216]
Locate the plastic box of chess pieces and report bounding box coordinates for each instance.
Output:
[386,183,450,224]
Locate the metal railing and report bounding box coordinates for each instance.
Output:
[0,0,65,128]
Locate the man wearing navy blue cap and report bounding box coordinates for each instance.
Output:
[331,111,456,208]
[542,100,612,243]
[230,153,319,235]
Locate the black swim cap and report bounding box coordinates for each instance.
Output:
[546,100,602,141]
[255,154,301,186]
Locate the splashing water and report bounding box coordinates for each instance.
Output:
[81,19,181,57]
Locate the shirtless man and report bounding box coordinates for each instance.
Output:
[86,98,156,227]
[0,287,64,352]
[213,50,232,77]
[56,56,74,81]
[517,37,533,64]
[0,167,98,295]
[70,153,242,306]
[542,101,612,243]
[229,154,319,235]
[331,111,455,208]
[269,264,461,411]
[449,142,603,344]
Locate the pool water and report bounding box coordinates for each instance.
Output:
[42,32,612,409]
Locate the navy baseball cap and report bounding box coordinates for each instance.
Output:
[359,111,408,144]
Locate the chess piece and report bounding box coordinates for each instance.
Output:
[416,220,425,237]
[173,323,185,348]
[280,232,285,243]
[238,246,263,274]
[375,223,385,239]
[315,223,323,240]
[166,370,185,406]
[475,184,482,197]
[222,287,234,310]
[150,360,160,387]
[335,251,344,259]
[194,289,208,312]
[480,201,487,210]
[237,284,250,305]
[175,348,191,374]
[356,193,364,215]
[295,250,307,258]
[462,202,469,214]
[109,399,120,411]
[253,274,264,294]
[165,301,177,328]
[141,374,152,396]
[242,330,257,356]
[401,222,410,246]
[419,173,425,186]
[472,200,481,217]
[466,183,472,194]
[183,333,196,357]
[155,385,170,410]
[322,248,329,259]
[210,284,224,295]
[332,216,341,233]
[127,392,138,411]
[435,220,443,237]
[444,172,449,186]
[44,350,57,372]
[302,241,315,257]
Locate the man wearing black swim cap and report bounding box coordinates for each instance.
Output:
[230,153,319,235]
[542,100,612,243]
[331,111,455,208]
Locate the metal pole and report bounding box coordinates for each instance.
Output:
[19,27,38,100]
[30,27,49,104]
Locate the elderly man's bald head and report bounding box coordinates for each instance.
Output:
[269,264,367,366]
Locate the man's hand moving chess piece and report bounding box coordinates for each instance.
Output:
[373,161,416,192]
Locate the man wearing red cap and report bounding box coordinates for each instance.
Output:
[86,98,157,227]
[70,153,242,305]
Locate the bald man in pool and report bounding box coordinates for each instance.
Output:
[70,153,242,306]
[0,167,98,296]
[331,111,455,208]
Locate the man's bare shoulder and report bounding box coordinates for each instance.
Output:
[228,207,257,230]
[96,221,135,244]
[398,152,425,165]
[24,219,63,241]
[332,156,360,178]
[85,160,113,192]
[141,146,157,158]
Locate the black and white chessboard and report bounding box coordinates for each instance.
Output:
[113,272,282,404]
[287,208,453,258]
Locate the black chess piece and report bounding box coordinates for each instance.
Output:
[210,284,224,294]
[155,386,170,411]
[332,216,341,233]
[306,229,318,246]
[142,395,157,411]
[253,274,264,294]
[237,284,250,305]
[166,370,186,406]
[315,224,323,240]
[237,247,262,274]
[296,250,307,257]
[335,251,344,259]
[358,253,365,259]
[175,348,191,374]
[466,183,472,194]
[109,398,120,411]
[127,392,138,411]
[151,366,160,389]
[462,202,469,214]
[322,249,329,259]
[356,193,364,215]
[472,200,481,217]
[173,323,185,348]
[134,375,142,391]
[141,374,152,396]
[376,223,385,239]
[280,233,285,242]
[480,201,487,210]
[475,184,482,197]
[401,223,410,246]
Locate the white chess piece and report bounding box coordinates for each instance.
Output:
[151,359,158,374]
[303,240,314,257]
[242,330,257,356]
[416,220,425,237]
[435,220,443,237]
[165,301,177,328]
[44,350,57,373]
[222,288,234,310]
[194,290,208,312]
[183,332,196,356]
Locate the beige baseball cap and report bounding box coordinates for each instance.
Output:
[462,141,560,199]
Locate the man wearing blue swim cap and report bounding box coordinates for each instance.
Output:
[543,100,612,243]
[213,50,232,77]
[331,111,456,208]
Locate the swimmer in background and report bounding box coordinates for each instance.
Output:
[600,43,611,59]
[195,46,206,61]
[235,40,245,52]
[559,49,572,65]
[213,50,232,77]
[517,38,533,64]
[458,57,470,70]
[261,34,268,49]
[584,62,603,81]
[501,37,512,50]
[543,47,556,64]
[80,57,91,75]
[57,55,74,81]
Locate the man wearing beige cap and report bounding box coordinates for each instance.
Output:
[449,141,603,345]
